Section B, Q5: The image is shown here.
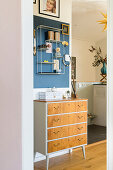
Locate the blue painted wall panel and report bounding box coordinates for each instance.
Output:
[34,16,70,88]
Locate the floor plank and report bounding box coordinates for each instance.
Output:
[34,140,106,170]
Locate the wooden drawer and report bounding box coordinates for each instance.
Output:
[48,114,68,128]
[48,134,87,153]
[48,112,87,128]
[68,134,87,148]
[48,103,62,115]
[48,123,87,140]
[76,101,87,112]
[48,126,68,140]
[68,123,87,137]
[48,101,87,115]
[68,112,87,125]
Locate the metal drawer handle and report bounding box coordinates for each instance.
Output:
[78,138,83,141]
[77,127,83,130]
[54,106,59,109]
[53,131,60,134]
[78,116,83,119]
[53,118,60,122]
[54,143,60,147]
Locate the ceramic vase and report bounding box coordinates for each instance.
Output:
[101,61,107,75]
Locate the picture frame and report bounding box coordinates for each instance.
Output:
[33,0,36,4]
[71,57,76,80]
[39,0,60,18]
[62,24,69,35]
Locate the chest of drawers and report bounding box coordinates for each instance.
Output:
[34,99,88,170]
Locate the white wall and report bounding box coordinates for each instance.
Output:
[72,38,107,126]
[33,0,72,23]
[95,38,107,82]
[93,85,106,126]
[0,0,33,170]
[77,83,94,114]
[21,0,33,170]
[107,0,113,168]
[72,39,96,120]
[72,39,96,82]
[0,1,22,170]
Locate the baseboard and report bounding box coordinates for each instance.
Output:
[34,149,69,162]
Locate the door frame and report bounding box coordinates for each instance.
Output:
[21,0,33,170]
[21,0,113,169]
[107,0,113,169]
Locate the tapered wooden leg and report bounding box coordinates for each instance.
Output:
[46,155,49,170]
[82,145,86,159]
[69,148,73,154]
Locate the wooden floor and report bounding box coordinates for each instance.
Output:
[34,140,106,170]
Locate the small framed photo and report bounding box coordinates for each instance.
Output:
[39,0,60,18]
[62,24,69,35]
[33,0,36,4]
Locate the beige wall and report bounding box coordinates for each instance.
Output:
[72,38,107,82]
[33,0,72,23]
[95,38,107,82]
[72,39,96,82]
[72,38,107,125]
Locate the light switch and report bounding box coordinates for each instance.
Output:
[65,54,70,62]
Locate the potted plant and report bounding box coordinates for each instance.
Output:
[89,46,107,75]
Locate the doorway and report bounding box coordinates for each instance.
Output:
[30,0,111,170]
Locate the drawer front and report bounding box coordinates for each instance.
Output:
[68,123,87,137]
[76,101,87,112]
[68,134,87,148]
[68,112,87,125]
[48,101,87,115]
[48,114,68,128]
[48,134,87,153]
[48,103,62,115]
[48,138,68,153]
[48,123,87,140]
[48,112,87,128]
[48,126,68,140]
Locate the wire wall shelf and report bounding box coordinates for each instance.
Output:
[36,24,68,75]
[38,62,55,64]
[38,72,64,75]
[37,25,63,32]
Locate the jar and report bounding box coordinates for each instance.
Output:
[55,32,60,41]
[48,31,54,40]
